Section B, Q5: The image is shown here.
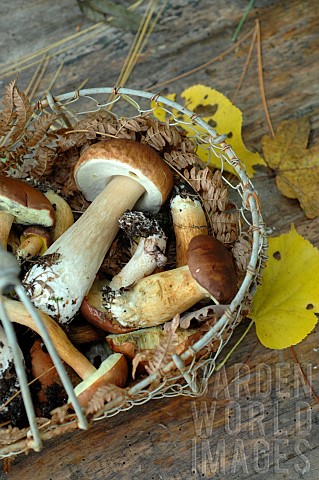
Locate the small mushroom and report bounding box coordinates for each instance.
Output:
[23,139,173,323]
[44,190,74,242]
[102,235,238,329]
[109,211,167,290]
[2,298,128,407]
[170,186,208,267]
[0,176,55,249]
[16,226,51,261]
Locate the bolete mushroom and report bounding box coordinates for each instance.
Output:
[0,176,55,249]
[1,298,128,407]
[170,187,208,267]
[16,226,51,261]
[109,211,167,290]
[102,235,238,329]
[23,139,173,323]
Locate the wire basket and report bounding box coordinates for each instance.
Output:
[0,87,267,457]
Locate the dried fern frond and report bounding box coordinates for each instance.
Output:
[210,211,239,244]
[231,233,252,274]
[0,82,34,151]
[185,167,229,213]
[49,404,70,424]
[0,81,16,136]
[132,315,180,378]
[11,87,34,144]
[86,385,127,415]
[24,113,58,148]
[164,150,198,171]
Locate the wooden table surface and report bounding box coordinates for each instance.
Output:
[1,0,319,478]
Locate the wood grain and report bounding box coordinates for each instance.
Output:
[1,0,319,478]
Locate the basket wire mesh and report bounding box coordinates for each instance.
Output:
[0,87,267,456]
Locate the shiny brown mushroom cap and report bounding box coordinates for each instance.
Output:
[0,176,55,226]
[188,234,237,304]
[74,139,174,212]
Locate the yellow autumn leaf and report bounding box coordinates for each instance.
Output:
[251,226,319,349]
[262,117,319,218]
[152,85,264,177]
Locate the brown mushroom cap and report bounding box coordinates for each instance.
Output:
[74,139,173,212]
[74,353,128,407]
[188,235,237,304]
[0,176,55,226]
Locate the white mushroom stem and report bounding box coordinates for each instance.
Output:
[0,212,14,249]
[171,194,208,267]
[23,176,145,323]
[104,266,210,328]
[109,234,167,290]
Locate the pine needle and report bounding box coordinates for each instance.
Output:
[28,56,51,101]
[44,60,65,96]
[0,23,106,78]
[24,55,48,99]
[256,19,275,137]
[145,26,256,91]
[215,319,254,371]
[108,0,164,108]
[232,22,258,103]
[291,346,319,404]
[232,0,256,42]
